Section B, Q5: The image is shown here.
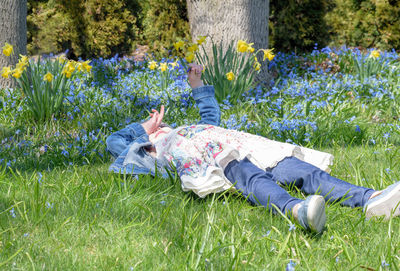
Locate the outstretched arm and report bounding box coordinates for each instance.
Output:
[106,106,165,158]
[188,64,221,126]
[106,122,149,158]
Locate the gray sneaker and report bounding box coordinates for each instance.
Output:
[364,181,400,220]
[297,195,326,233]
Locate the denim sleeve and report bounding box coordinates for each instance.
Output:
[106,122,149,158]
[192,85,221,126]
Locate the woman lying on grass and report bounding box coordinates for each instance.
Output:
[106,63,400,233]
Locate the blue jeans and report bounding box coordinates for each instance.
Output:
[224,156,375,213]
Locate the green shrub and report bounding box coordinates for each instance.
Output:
[139,0,190,57]
[28,0,141,58]
[270,0,329,52]
[326,0,400,50]
[27,0,189,58]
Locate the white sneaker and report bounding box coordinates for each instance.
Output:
[364,181,400,219]
[297,195,326,233]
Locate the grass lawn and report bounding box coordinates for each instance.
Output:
[1,46,400,270]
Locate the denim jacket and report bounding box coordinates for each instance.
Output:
[106,85,221,177]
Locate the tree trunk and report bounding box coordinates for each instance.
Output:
[0,0,27,89]
[186,0,270,83]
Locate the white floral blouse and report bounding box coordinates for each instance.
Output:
[155,125,333,198]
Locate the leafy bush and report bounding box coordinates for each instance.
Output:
[28,0,140,58]
[270,0,329,52]
[326,0,400,50]
[139,0,190,56]
[27,0,189,58]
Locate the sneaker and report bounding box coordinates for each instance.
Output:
[363,181,400,220]
[297,195,326,233]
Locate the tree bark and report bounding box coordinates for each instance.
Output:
[0,0,27,89]
[186,0,270,83]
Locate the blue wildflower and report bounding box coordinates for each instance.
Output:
[381,260,389,268]
[38,172,43,184]
[383,132,390,139]
[286,260,296,271]
[10,208,16,218]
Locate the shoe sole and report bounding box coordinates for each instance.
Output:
[365,183,400,219]
[307,195,326,233]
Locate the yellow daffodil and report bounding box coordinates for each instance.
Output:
[253,58,261,71]
[2,43,13,56]
[369,50,380,59]
[57,56,67,64]
[226,71,235,81]
[148,61,158,70]
[76,63,83,72]
[196,36,207,45]
[15,61,28,70]
[174,41,185,51]
[62,61,75,76]
[262,48,275,61]
[247,43,255,53]
[185,52,195,63]
[169,62,178,69]
[1,66,12,78]
[159,62,168,72]
[237,40,249,53]
[12,68,23,79]
[81,60,92,73]
[62,65,74,78]
[43,72,53,82]
[187,43,199,53]
[19,55,29,64]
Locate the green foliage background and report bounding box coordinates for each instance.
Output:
[269,0,330,52]
[27,0,189,58]
[325,0,400,51]
[27,0,400,58]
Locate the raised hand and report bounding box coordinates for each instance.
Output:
[187,63,204,89]
[141,105,165,135]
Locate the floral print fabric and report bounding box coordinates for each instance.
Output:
[155,125,333,197]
